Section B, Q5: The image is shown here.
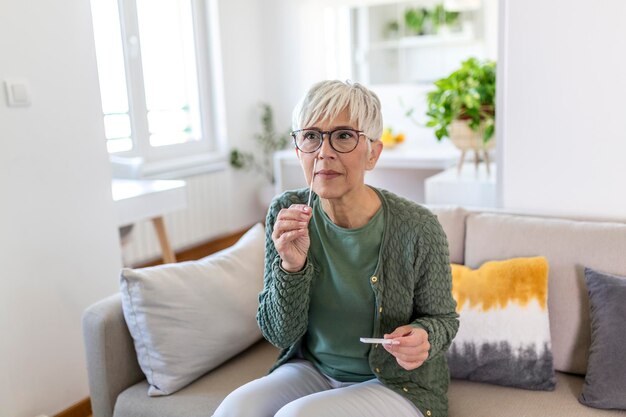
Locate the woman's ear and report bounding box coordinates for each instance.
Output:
[366,140,383,171]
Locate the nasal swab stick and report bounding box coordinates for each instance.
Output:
[359,337,400,345]
[307,158,317,207]
[359,331,411,345]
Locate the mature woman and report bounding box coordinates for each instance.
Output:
[213,80,458,417]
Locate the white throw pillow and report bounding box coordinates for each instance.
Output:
[120,223,266,396]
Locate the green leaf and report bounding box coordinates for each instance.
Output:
[416,57,497,144]
[228,103,291,184]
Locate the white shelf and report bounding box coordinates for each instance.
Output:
[273,147,458,171]
[370,28,476,50]
[350,1,487,85]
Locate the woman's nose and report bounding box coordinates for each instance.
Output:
[317,133,336,159]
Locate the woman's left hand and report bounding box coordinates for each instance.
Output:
[383,325,430,371]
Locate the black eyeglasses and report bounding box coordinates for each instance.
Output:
[291,128,373,153]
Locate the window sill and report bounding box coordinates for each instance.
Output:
[110,152,228,180]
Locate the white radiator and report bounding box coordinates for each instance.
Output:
[121,169,264,266]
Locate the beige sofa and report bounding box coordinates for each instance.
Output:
[83,206,626,417]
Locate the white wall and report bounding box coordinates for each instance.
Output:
[498,0,626,218]
[261,0,330,129]
[0,1,123,416]
[213,0,271,225]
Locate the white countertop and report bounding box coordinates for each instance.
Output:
[274,146,459,169]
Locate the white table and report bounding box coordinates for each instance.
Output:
[112,179,187,263]
[273,147,459,203]
[425,163,497,207]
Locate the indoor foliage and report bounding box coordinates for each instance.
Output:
[424,57,496,142]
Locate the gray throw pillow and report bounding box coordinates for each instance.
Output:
[579,267,626,410]
[120,223,266,396]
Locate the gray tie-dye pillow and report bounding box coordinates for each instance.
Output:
[446,256,556,390]
[579,267,626,410]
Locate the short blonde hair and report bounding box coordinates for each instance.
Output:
[292,80,383,141]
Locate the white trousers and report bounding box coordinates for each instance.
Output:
[212,360,424,417]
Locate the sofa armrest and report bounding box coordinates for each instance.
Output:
[82,294,144,417]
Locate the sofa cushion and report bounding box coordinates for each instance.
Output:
[449,371,626,417]
[448,257,555,390]
[113,340,280,417]
[427,206,468,264]
[120,223,266,396]
[579,267,626,410]
[464,213,626,374]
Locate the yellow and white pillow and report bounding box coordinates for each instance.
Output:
[447,256,556,390]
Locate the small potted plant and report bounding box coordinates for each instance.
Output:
[384,20,400,39]
[425,57,496,173]
[404,4,461,36]
[230,103,290,207]
[430,4,461,34]
[404,8,428,35]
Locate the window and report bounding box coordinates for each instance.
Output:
[91,0,225,176]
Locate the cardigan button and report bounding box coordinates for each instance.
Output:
[426,411,432,416]
[402,387,408,392]
[370,276,378,284]
[375,368,381,373]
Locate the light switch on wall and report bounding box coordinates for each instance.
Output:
[4,79,31,107]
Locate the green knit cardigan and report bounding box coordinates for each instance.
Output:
[257,187,459,417]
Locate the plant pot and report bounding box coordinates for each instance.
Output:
[449,120,495,175]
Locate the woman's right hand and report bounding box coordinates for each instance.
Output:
[271,204,312,272]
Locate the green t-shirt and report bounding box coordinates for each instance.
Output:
[303,196,384,382]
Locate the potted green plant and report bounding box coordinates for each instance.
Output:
[230,103,291,210]
[230,103,290,185]
[404,4,461,36]
[424,57,496,173]
[384,20,400,39]
[430,4,461,34]
[404,8,428,35]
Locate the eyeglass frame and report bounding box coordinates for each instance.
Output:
[291,128,374,153]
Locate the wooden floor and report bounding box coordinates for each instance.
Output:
[54,398,91,417]
[56,225,254,417]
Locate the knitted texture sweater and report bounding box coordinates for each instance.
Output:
[257,187,459,417]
